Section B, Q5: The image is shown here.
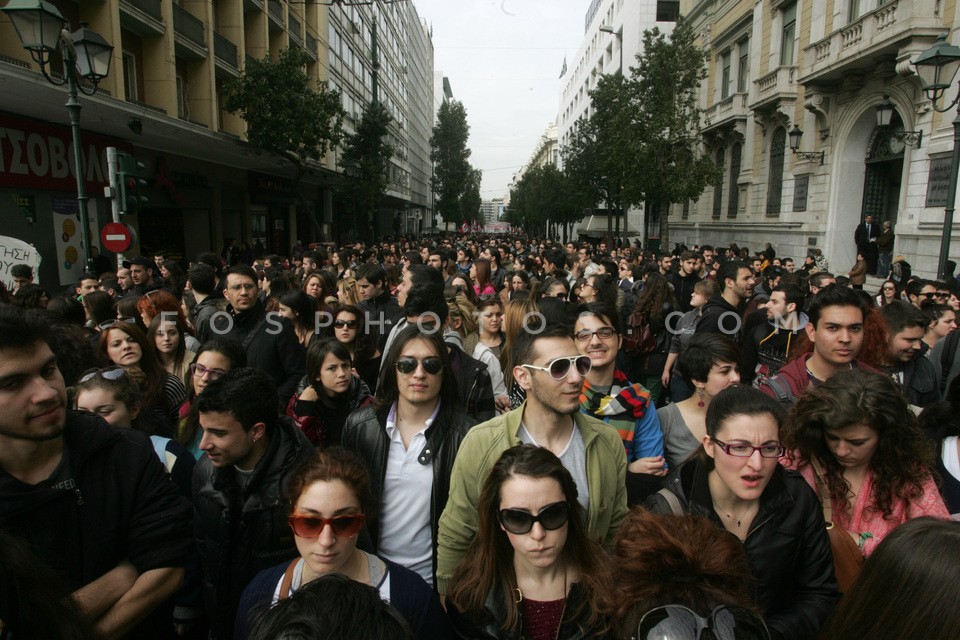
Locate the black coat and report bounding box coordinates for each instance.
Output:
[192,417,313,639]
[341,404,476,583]
[696,295,747,345]
[646,459,840,640]
[668,271,702,314]
[212,300,306,405]
[895,346,940,408]
[446,583,601,640]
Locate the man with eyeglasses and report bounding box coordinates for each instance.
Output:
[212,265,305,407]
[879,301,940,408]
[575,305,665,487]
[194,367,312,639]
[436,323,628,595]
[0,305,192,638]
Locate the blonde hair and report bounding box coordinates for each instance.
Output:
[338,277,360,306]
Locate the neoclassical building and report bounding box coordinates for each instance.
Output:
[670,0,956,278]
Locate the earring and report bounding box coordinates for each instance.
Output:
[697,387,705,408]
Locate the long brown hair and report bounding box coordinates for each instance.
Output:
[446,445,611,632]
[98,322,169,414]
[784,369,936,519]
[633,272,676,320]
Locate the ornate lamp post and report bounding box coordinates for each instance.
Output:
[2,0,113,273]
[913,33,960,278]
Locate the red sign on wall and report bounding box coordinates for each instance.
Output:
[0,111,131,192]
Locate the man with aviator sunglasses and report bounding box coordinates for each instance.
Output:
[437,323,628,595]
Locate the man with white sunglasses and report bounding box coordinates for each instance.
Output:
[435,322,628,595]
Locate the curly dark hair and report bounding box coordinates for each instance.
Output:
[632,272,676,321]
[784,369,937,519]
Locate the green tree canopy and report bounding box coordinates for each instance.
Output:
[460,166,482,224]
[430,100,472,230]
[338,101,393,242]
[225,47,345,237]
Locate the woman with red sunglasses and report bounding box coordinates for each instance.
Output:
[235,447,452,639]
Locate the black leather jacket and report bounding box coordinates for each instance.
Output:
[446,583,601,640]
[646,459,840,640]
[341,404,476,583]
[192,417,313,639]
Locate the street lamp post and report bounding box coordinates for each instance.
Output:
[1,1,113,274]
[913,33,960,279]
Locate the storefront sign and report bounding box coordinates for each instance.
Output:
[926,155,952,207]
[12,193,36,224]
[0,112,131,192]
[248,171,295,205]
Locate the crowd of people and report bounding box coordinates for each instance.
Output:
[1,233,959,640]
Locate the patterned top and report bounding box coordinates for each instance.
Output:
[522,596,565,640]
[788,461,951,556]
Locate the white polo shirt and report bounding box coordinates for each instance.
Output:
[377,401,440,584]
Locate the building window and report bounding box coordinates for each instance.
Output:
[682,199,690,220]
[780,2,797,66]
[727,142,741,218]
[848,0,861,23]
[767,127,786,216]
[721,52,731,100]
[122,51,138,101]
[176,75,189,120]
[737,39,750,93]
[713,147,725,219]
[656,1,680,22]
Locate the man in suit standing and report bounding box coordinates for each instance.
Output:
[855,214,880,275]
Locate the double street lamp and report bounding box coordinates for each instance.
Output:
[2,0,113,273]
[913,33,960,279]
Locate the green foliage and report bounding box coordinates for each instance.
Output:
[430,100,472,229]
[508,163,588,234]
[225,47,345,169]
[339,101,394,234]
[561,18,719,246]
[460,166,482,222]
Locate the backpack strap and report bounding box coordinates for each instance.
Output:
[656,488,685,516]
[764,375,795,406]
[278,558,300,600]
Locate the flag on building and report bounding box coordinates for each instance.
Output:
[559,56,568,78]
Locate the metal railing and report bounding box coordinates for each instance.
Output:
[214,32,238,68]
[268,0,283,23]
[121,0,162,21]
[173,4,206,48]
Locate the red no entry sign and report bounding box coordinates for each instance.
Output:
[101,222,132,253]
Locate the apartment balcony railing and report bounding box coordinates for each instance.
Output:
[119,0,164,36]
[801,0,943,83]
[289,14,302,45]
[243,0,264,13]
[173,4,206,49]
[305,32,319,61]
[122,0,162,21]
[268,0,284,29]
[214,31,239,70]
[703,92,750,131]
[749,65,798,110]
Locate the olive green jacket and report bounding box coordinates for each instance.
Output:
[435,403,628,594]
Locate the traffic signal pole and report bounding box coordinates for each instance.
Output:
[106,146,125,267]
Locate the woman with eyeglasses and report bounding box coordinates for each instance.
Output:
[98,321,186,425]
[471,259,496,299]
[148,313,196,382]
[783,371,949,565]
[331,304,380,393]
[235,447,452,640]
[76,367,194,500]
[341,325,475,586]
[610,509,768,640]
[646,385,840,640]
[287,339,373,448]
[875,280,898,307]
[446,445,612,640]
[177,338,248,459]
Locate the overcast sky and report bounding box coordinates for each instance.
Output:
[413,0,588,200]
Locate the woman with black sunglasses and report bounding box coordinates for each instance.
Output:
[235,447,452,639]
[646,385,840,640]
[446,445,612,639]
[331,304,381,393]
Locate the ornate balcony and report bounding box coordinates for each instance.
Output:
[749,65,799,111]
[800,0,943,84]
[703,91,750,133]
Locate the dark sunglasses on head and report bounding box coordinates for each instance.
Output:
[98,317,136,331]
[334,319,358,329]
[288,513,366,538]
[521,355,591,380]
[633,605,770,640]
[79,367,127,384]
[498,501,570,535]
[396,356,443,375]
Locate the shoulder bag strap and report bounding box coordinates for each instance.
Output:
[278,558,300,600]
[656,488,685,516]
[810,460,833,526]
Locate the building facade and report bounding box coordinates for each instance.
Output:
[671,0,956,278]
[0,0,434,288]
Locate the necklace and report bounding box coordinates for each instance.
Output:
[713,501,756,529]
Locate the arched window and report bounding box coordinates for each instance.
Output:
[727,141,742,218]
[767,127,786,216]
[713,147,725,219]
